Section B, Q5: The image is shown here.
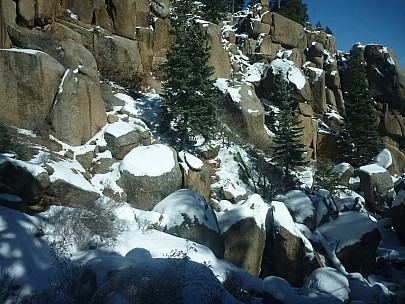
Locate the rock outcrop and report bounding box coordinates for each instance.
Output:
[51,67,107,146]
[0,49,65,130]
[217,79,269,149]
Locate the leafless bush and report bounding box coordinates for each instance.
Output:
[42,200,121,251]
[0,265,19,303]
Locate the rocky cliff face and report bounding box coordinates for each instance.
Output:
[0,1,404,168]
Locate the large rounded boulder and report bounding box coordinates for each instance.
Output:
[316,211,381,275]
[153,189,224,258]
[117,144,182,210]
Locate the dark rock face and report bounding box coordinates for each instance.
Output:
[261,202,321,287]
[0,155,50,205]
[363,45,405,112]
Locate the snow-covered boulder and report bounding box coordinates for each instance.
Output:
[261,201,321,287]
[0,155,50,207]
[89,258,241,304]
[0,48,65,131]
[358,164,395,213]
[334,162,354,187]
[222,181,249,203]
[259,58,313,104]
[118,144,182,210]
[281,190,316,231]
[304,267,349,302]
[179,151,211,202]
[316,212,381,275]
[219,194,268,276]
[153,189,224,258]
[262,276,342,304]
[48,162,100,208]
[104,120,151,159]
[216,79,269,149]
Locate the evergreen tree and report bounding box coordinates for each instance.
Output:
[272,74,308,177]
[325,26,334,35]
[200,0,227,23]
[225,0,245,13]
[161,0,218,148]
[269,0,309,25]
[313,156,340,196]
[315,21,322,30]
[338,47,383,167]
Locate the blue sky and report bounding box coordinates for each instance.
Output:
[306,0,405,68]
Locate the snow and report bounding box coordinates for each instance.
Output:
[153,189,219,232]
[359,163,387,175]
[387,56,395,65]
[0,154,47,177]
[178,150,203,171]
[57,69,70,94]
[281,190,314,224]
[304,267,350,302]
[215,78,243,103]
[105,120,139,138]
[114,92,141,116]
[269,58,306,89]
[245,62,266,83]
[119,144,175,177]
[373,148,392,169]
[334,162,351,175]
[316,212,378,252]
[270,201,314,252]
[49,161,98,192]
[218,194,269,233]
[306,66,324,83]
[0,48,44,55]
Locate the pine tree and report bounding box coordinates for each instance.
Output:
[325,26,334,35]
[315,21,322,30]
[269,0,309,26]
[225,0,245,13]
[272,74,308,178]
[161,0,218,148]
[200,0,227,23]
[313,156,340,196]
[338,47,383,167]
